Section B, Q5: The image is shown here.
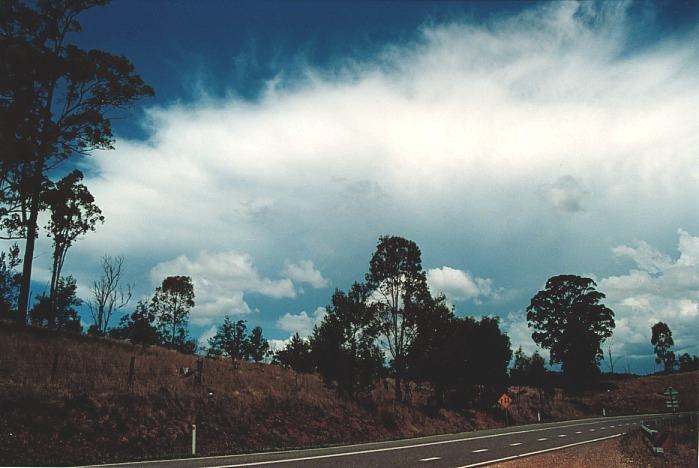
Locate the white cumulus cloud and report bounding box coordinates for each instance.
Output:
[427,266,494,303]
[598,229,699,359]
[282,260,329,289]
[150,251,295,325]
[276,306,327,336]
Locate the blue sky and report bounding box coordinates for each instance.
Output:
[15,1,699,373]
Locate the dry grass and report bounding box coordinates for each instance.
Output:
[0,325,696,466]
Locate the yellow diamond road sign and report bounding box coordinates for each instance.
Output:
[498,393,512,410]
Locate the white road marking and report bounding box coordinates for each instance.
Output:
[456,433,624,468]
[601,427,607,429]
[419,457,441,462]
[610,425,615,428]
[575,431,582,434]
[537,438,548,441]
[509,443,523,446]
[557,434,567,437]
[589,429,596,432]
[472,449,489,453]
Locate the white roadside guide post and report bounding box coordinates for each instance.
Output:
[603,408,606,417]
[192,424,196,455]
[537,411,541,423]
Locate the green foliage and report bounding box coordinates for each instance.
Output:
[0,244,21,320]
[247,326,270,363]
[43,170,103,327]
[29,276,82,333]
[207,317,249,361]
[407,296,512,406]
[677,353,699,372]
[274,333,313,373]
[0,0,153,322]
[365,235,431,401]
[152,275,195,348]
[108,300,160,346]
[310,283,384,398]
[510,346,546,387]
[526,275,614,389]
[651,322,676,373]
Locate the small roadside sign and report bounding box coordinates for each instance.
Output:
[498,393,512,410]
[663,387,679,413]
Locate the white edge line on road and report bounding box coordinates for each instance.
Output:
[454,433,624,468]
[419,457,440,461]
[472,449,489,453]
[81,413,669,468]
[509,443,522,446]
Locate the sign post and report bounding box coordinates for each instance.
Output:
[663,387,679,413]
[498,393,512,425]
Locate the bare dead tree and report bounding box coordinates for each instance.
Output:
[605,339,623,374]
[88,255,132,334]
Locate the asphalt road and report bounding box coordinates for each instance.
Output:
[87,413,673,468]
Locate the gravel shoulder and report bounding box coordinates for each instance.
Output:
[490,427,698,468]
[489,437,640,468]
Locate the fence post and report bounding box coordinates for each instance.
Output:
[49,353,60,384]
[191,424,196,455]
[127,356,136,389]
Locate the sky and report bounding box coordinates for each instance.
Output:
[13,0,699,373]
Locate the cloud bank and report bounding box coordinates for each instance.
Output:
[43,2,698,368]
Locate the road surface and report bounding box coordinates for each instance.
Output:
[87,413,671,468]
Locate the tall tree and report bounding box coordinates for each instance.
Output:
[0,0,154,324]
[406,294,455,403]
[29,275,81,333]
[526,275,614,389]
[246,326,270,363]
[43,170,103,328]
[311,283,383,398]
[365,235,431,402]
[87,254,131,335]
[152,275,195,348]
[207,317,249,363]
[0,244,21,320]
[651,322,675,373]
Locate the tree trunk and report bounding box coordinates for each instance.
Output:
[17,174,42,325]
[394,374,403,402]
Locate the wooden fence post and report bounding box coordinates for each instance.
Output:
[127,356,136,389]
[49,353,60,384]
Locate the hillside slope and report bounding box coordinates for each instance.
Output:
[0,326,696,465]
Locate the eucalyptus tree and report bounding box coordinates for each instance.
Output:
[43,170,103,328]
[365,235,432,402]
[0,0,154,323]
[527,275,614,388]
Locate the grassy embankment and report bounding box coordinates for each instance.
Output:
[0,325,696,466]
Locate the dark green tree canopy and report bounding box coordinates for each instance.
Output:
[246,326,270,363]
[310,282,383,398]
[0,244,21,320]
[29,275,81,333]
[365,235,431,401]
[207,317,249,362]
[152,275,195,348]
[0,0,153,323]
[109,300,160,346]
[274,332,313,373]
[651,321,675,372]
[526,275,614,387]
